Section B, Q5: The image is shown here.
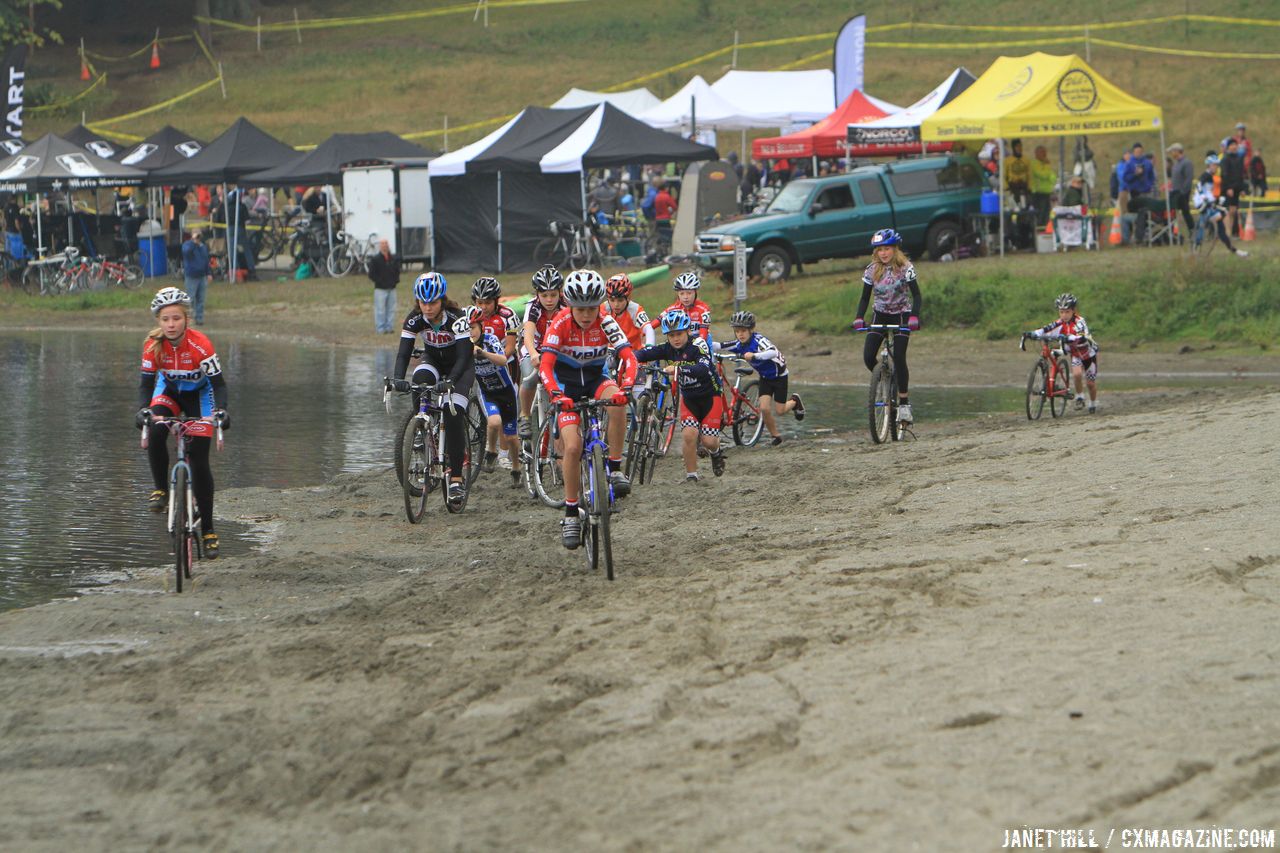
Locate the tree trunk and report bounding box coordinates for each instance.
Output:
[195,0,212,47]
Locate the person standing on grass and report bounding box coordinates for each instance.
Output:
[367,238,400,334]
[1220,138,1247,238]
[1166,143,1195,238]
[181,230,213,326]
[1029,145,1055,227]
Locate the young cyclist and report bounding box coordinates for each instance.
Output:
[391,272,475,507]
[651,270,712,348]
[471,276,520,471]
[721,310,804,446]
[518,265,567,439]
[1025,293,1100,413]
[467,305,522,487]
[850,228,921,425]
[636,309,726,482]
[135,286,230,558]
[538,269,636,549]
[602,273,655,351]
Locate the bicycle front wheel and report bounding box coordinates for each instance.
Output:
[1050,358,1070,418]
[869,363,895,444]
[532,238,561,270]
[623,393,648,482]
[327,243,355,278]
[403,419,430,523]
[1025,359,1048,420]
[589,444,614,580]
[172,467,191,592]
[121,264,144,289]
[464,396,485,488]
[732,381,766,447]
[660,386,680,455]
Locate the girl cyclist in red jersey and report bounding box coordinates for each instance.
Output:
[851,229,921,426]
[1025,292,1100,413]
[602,273,655,351]
[518,265,567,439]
[467,305,523,485]
[135,287,230,558]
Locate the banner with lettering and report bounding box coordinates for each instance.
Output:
[2,44,27,155]
[832,14,866,106]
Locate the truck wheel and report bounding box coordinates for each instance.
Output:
[748,245,791,282]
[925,220,961,261]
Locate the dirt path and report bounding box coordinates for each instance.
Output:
[1,383,1277,850]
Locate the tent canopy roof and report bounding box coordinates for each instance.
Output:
[639,75,771,131]
[851,67,975,131]
[150,117,297,184]
[921,53,1163,141]
[0,132,145,192]
[61,123,122,160]
[551,87,661,115]
[752,90,891,159]
[709,69,837,126]
[115,125,207,172]
[241,132,432,184]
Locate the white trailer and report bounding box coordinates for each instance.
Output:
[340,157,433,262]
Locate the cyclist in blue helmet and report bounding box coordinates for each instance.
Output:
[392,271,474,507]
[851,230,922,425]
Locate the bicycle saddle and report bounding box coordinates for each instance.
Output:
[733,366,754,376]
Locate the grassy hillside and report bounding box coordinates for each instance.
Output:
[23,0,1280,162]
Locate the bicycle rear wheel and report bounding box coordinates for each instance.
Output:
[639,410,662,484]
[327,243,355,277]
[464,396,485,488]
[1025,359,1048,420]
[531,418,566,509]
[120,264,144,289]
[532,238,563,269]
[1050,358,1070,418]
[732,381,765,447]
[403,419,430,523]
[172,467,191,592]
[660,385,680,455]
[869,363,895,444]
[623,393,650,481]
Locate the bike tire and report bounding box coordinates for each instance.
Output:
[19,264,41,295]
[327,243,355,278]
[464,396,485,488]
[531,417,566,509]
[732,380,766,447]
[589,444,613,580]
[395,406,424,495]
[532,238,559,269]
[403,419,430,523]
[869,363,895,444]
[1025,359,1048,421]
[639,411,662,484]
[1050,358,1070,418]
[255,223,278,263]
[623,393,650,482]
[172,466,191,592]
[660,385,680,455]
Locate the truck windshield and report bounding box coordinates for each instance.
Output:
[765,182,811,214]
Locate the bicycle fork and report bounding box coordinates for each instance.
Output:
[167,459,195,537]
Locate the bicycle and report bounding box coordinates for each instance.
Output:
[385,378,484,522]
[88,256,144,290]
[623,363,667,486]
[141,413,226,593]
[1019,333,1071,420]
[327,230,380,278]
[525,380,567,508]
[566,398,620,580]
[713,352,766,447]
[21,248,85,295]
[251,211,302,264]
[289,219,332,275]
[533,220,604,270]
[856,324,912,444]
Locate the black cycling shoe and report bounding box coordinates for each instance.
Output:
[483,451,498,474]
[710,451,726,477]
[517,416,532,439]
[447,482,466,506]
[770,435,783,447]
[561,515,582,549]
[790,393,806,421]
[511,470,523,488]
[148,489,167,512]
[202,532,219,559]
[608,470,631,498]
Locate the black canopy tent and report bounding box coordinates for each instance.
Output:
[428,103,716,271]
[240,131,432,185]
[61,123,123,161]
[116,125,207,172]
[150,117,296,278]
[0,132,144,257]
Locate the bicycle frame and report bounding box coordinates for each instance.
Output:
[141,414,225,583]
[857,324,910,442]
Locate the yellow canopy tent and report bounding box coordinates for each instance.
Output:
[922,53,1168,254]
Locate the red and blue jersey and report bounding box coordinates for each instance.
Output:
[539,308,637,396]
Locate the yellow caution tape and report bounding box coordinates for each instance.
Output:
[88,76,223,127]
[29,73,108,114]
[774,50,832,71]
[868,35,1082,49]
[192,29,218,71]
[196,0,589,33]
[86,126,145,143]
[403,113,516,141]
[85,34,191,63]
[1089,36,1280,60]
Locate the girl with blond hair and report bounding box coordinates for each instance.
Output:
[850,229,922,425]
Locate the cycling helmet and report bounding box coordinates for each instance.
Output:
[729,310,756,329]
[471,276,501,301]
[465,305,484,326]
[672,270,701,291]
[414,271,447,303]
[562,269,606,307]
[1204,153,1220,166]
[661,309,692,334]
[531,265,562,292]
[871,228,902,248]
[150,286,191,315]
[605,273,633,300]
[1055,292,1078,310]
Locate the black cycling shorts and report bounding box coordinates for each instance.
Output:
[756,374,789,402]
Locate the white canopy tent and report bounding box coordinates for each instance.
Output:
[709,69,840,126]
[638,75,779,131]
[551,87,661,115]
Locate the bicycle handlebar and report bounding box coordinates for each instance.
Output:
[141,413,226,450]
[854,324,910,332]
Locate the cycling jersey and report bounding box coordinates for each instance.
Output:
[138,329,227,417]
[521,295,568,358]
[472,329,515,394]
[859,261,920,316]
[1034,314,1098,360]
[602,300,655,349]
[635,336,721,398]
[719,333,787,380]
[480,304,519,352]
[539,309,637,397]
[652,298,712,343]
[394,306,474,388]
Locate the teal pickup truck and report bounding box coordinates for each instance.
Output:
[694,155,985,282]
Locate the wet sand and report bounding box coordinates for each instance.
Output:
[1,373,1277,850]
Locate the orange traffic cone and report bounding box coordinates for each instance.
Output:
[1242,208,1256,241]
[80,56,90,81]
[1107,207,1123,245]
[149,41,160,70]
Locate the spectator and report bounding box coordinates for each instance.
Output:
[726,150,742,180]
[196,184,212,218]
[181,230,213,325]
[1029,145,1055,226]
[1166,143,1195,237]
[1061,174,1086,207]
[1249,149,1267,196]
[739,158,762,212]
[653,181,677,246]
[591,175,619,220]
[251,188,271,215]
[1221,122,1251,163]
[641,179,659,221]
[366,238,400,334]
[1220,138,1246,236]
[1110,149,1129,209]
[224,185,257,281]
[1122,143,1154,201]
[1005,138,1030,204]
[302,186,329,218]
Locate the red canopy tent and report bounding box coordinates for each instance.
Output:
[752,90,950,160]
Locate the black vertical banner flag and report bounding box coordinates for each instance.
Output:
[2,44,28,154]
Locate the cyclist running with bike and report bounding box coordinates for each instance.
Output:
[517,265,567,440]
[467,305,523,487]
[1025,293,1099,413]
[636,309,726,481]
[471,276,520,471]
[538,270,636,549]
[719,310,805,446]
[651,270,713,348]
[135,287,230,558]
[851,229,921,426]
[391,272,475,507]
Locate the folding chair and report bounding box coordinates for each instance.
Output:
[1051,206,1096,251]
[1143,206,1178,247]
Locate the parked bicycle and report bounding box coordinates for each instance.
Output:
[89,256,144,290]
[1020,333,1070,420]
[713,352,766,447]
[289,219,332,275]
[533,220,604,270]
[327,230,380,278]
[385,377,485,522]
[141,413,226,593]
[251,211,302,264]
[21,247,87,295]
[856,324,912,444]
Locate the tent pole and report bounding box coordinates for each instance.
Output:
[497,171,503,273]
[1159,126,1172,246]
[325,184,334,265]
[998,137,1005,258]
